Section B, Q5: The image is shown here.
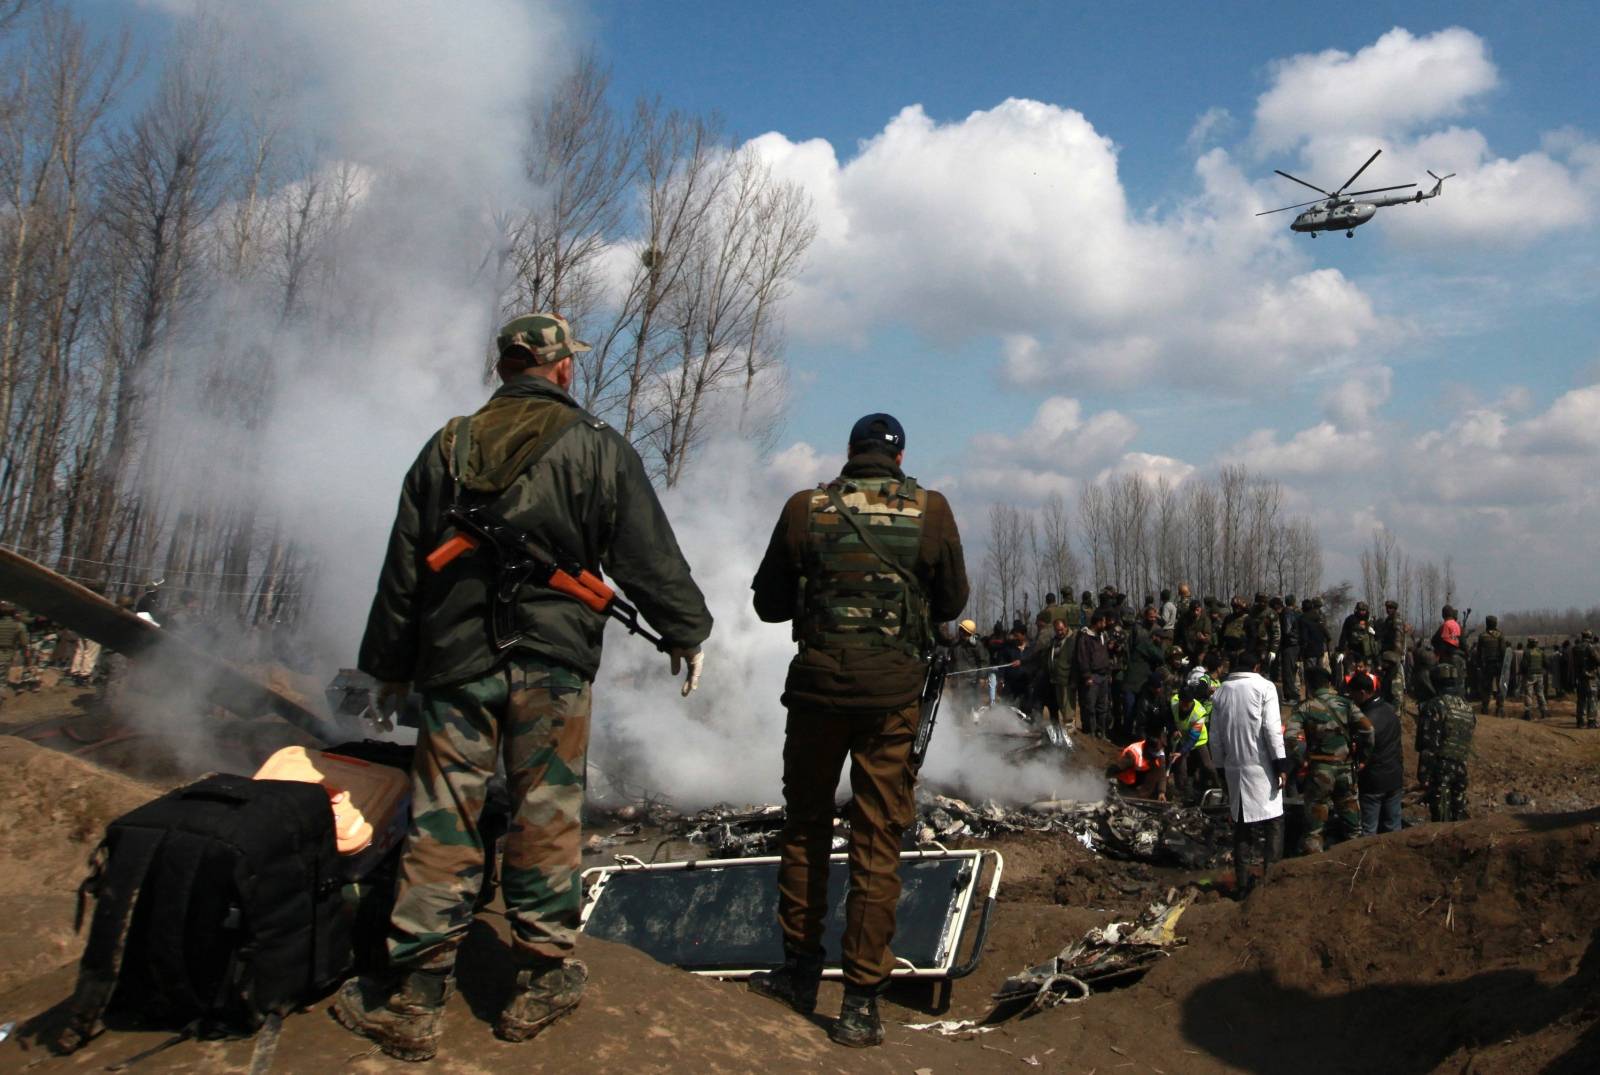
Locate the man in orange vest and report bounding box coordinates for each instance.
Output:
[1107,724,1168,799]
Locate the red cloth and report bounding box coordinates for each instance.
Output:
[1440,618,1461,647]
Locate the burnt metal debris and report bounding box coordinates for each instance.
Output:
[992,889,1195,1016]
[585,791,1231,869]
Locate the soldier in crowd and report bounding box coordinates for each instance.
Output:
[1181,598,1211,658]
[1415,639,1476,822]
[1299,596,1331,676]
[337,313,713,1061]
[1377,599,1406,706]
[1249,592,1280,661]
[1296,665,1374,853]
[1472,615,1508,716]
[0,603,31,692]
[1339,601,1379,680]
[1120,605,1166,741]
[1046,617,1077,744]
[749,412,967,1049]
[1573,630,1600,729]
[1521,640,1548,720]
[1219,596,1250,658]
[1277,596,1301,703]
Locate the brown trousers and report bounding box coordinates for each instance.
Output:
[776,700,919,988]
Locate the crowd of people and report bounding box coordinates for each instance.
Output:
[937,584,1600,895]
[0,600,105,694]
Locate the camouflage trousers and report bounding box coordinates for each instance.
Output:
[1300,762,1359,854]
[1522,673,1547,717]
[1575,675,1598,727]
[388,655,590,972]
[1423,757,1469,822]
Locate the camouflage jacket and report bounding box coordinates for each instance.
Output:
[1298,687,1375,765]
[0,617,28,659]
[1417,694,1475,763]
[753,452,968,712]
[359,376,713,688]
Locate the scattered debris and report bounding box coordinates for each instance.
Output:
[1505,791,1531,806]
[992,890,1196,1018]
[903,1018,999,1038]
[584,790,1230,868]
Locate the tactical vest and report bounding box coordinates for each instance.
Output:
[1477,630,1506,667]
[1429,695,1476,762]
[1526,648,1545,674]
[798,475,931,658]
[1431,657,1465,696]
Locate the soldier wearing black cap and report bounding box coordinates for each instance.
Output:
[749,412,968,1048]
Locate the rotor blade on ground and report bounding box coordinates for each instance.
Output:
[1274,170,1330,196]
[1335,149,1382,195]
[1344,183,1416,196]
[1255,197,1327,216]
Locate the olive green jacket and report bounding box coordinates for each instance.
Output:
[358,376,712,689]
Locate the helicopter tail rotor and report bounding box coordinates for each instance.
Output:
[1425,170,1456,197]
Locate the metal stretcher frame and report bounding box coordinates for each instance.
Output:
[578,847,1003,980]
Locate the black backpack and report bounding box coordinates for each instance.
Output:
[59,773,352,1051]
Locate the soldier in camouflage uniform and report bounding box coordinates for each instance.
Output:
[1521,641,1548,720]
[1415,645,1475,821]
[1295,666,1374,853]
[1377,599,1406,707]
[0,603,30,693]
[1574,629,1600,729]
[336,314,713,1061]
[1472,616,1508,716]
[749,413,968,1049]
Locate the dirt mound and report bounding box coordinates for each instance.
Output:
[0,737,160,996]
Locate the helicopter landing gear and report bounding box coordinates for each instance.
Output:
[1346,230,1354,237]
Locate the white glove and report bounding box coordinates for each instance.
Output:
[669,647,703,696]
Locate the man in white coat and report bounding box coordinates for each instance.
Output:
[1209,649,1290,897]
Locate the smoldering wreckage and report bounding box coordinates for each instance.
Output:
[0,548,1224,1069]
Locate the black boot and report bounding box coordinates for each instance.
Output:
[496,958,587,1042]
[830,988,884,1048]
[332,968,453,1062]
[747,953,822,1015]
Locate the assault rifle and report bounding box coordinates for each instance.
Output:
[910,649,950,773]
[426,503,662,652]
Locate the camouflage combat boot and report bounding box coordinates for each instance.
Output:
[332,969,453,1062]
[496,958,587,1042]
[830,988,885,1048]
[746,953,822,1014]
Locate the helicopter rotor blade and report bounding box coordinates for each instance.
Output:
[1274,170,1331,197]
[1343,183,1416,197]
[1334,149,1383,196]
[1255,197,1327,216]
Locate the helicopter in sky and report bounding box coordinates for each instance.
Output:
[1257,149,1454,237]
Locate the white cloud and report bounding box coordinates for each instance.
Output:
[1221,422,1380,477]
[1323,365,1393,428]
[971,396,1137,471]
[767,441,838,490]
[1253,27,1498,152]
[753,101,1398,394]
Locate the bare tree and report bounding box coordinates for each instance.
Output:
[985,503,1027,628]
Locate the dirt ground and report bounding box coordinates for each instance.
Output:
[1,683,1599,1073]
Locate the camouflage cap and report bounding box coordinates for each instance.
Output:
[496,312,591,365]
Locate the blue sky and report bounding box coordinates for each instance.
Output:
[65,2,1600,607]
